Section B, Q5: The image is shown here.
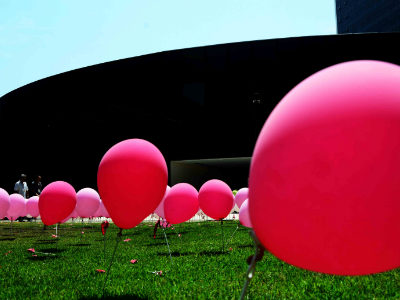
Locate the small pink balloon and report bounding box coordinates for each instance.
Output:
[198,179,234,220]
[26,196,40,218]
[154,185,171,219]
[234,188,248,208]
[76,188,101,218]
[39,181,77,226]
[7,193,25,219]
[164,183,199,224]
[239,199,252,228]
[0,188,10,219]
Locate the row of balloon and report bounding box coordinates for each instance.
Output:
[0,186,110,228]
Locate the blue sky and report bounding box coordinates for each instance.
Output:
[0,1,336,97]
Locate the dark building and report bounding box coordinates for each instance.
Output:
[0,33,399,192]
[336,0,400,34]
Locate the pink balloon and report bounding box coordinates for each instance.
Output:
[198,179,234,220]
[164,183,199,224]
[26,196,39,218]
[71,209,79,218]
[97,139,168,229]
[39,181,77,226]
[154,185,170,219]
[93,201,103,217]
[7,193,25,219]
[102,202,110,218]
[249,60,400,275]
[76,188,101,218]
[0,188,10,219]
[239,199,252,228]
[234,188,248,208]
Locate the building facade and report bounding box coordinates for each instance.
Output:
[336,0,400,34]
[0,33,399,191]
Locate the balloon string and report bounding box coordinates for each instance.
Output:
[220,220,225,252]
[103,229,107,263]
[10,219,13,235]
[162,227,173,265]
[56,224,58,237]
[239,230,265,300]
[227,224,239,246]
[102,228,123,297]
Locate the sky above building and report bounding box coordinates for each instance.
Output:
[0,0,336,97]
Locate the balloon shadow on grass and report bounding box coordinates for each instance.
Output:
[156,251,193,257]
[0,237,16,241]
[70,243,91,247]
[145,242,168,247]
[35,240,57,244]
[39,248,65,254]
[81,294,148,300]
[198,250,228,256]
[236,244,253,249]
[28,256,58,261]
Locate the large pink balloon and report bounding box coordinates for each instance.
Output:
[198,179,234,220]
[154,185,170,219]
[0,188,10,219]
[164,183,199,224]
[249,60,400,275]
[7,193,25,220]
[26,196,40,218]
[234,188,248,208]
[76,188,101,218]
[97,139,168,229]
[239,199,252,228]
[39,181,77,226]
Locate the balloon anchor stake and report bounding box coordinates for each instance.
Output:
[220,220,225,252]
[239,230,265,300]
[102,228,123,297]
[162,227,173,265]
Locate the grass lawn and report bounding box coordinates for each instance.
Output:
[1,220,400,299]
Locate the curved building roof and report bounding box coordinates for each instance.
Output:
[0,32,399,190]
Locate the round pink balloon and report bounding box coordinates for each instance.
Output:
[76,188,101,218]
[102,202,110,218]
[0,188,10,219]
[71,209,79,218]
[234,188,248,208]
[97,139,168,229]
[26,196,40,218]
[154,185,170,219]
[239,199,252,228]
[198,179,234,220]
[7,193,25,220]
[249,60,400,275]
[164,183,199,224]
[39,181,77,226]
[93,202,103,217]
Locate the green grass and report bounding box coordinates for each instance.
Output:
[1,220,400,299]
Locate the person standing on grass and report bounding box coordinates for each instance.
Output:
[14,174,29,198]
[14,174,29,222]
[28,175,43,222]
[30,175,43,196]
